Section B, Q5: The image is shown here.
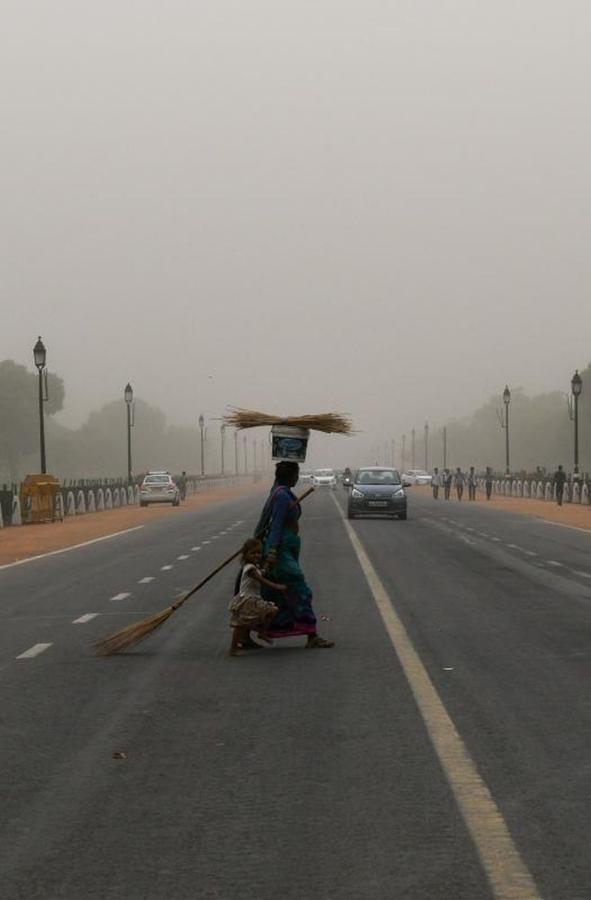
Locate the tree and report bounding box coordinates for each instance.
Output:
[0,360,65,480]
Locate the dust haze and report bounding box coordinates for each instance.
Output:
[3,2,591,475]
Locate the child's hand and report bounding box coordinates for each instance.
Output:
[277,583,288,592]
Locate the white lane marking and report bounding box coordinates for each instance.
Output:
[72,613,99,624]
[191,547,201,551]
[538,520,591,535]
[110,592,131,602]
[202,540,211,545]
[177,555,189,560]
[219,531,227,535]
[491,537,501,542]
[161,565,173,571]
[0,526,145,572]
[547,560,564,567]
[138,577,154,584]
[572,570,591,579]
[458,535,476,546]
[16,643,53,659]
[506,544,521,550]
[465,527,475,532]
[477,532,489,538]
[332,496,541,900]
[211,536,219,540]
[522,550,538,557]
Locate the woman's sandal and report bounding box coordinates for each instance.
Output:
[306,635,335,648]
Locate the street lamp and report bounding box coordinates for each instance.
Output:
[124,382,134,483]
[401,433,406,472]
[411,428,416,469]
[234,429,239,475]
[571,370,583,477]
[33,337,47,474]
[243,434,248,473]
[199,414,205,477]
[220,423,226,476]
[424,421,429,471]
[502,385,511,476]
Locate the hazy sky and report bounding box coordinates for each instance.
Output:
[3,2,591,465]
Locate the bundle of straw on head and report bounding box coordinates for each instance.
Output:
[223,408,353,434]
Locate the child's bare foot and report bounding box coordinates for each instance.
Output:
[257,632,274,645]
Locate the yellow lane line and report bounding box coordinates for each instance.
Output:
[332,496,542,900]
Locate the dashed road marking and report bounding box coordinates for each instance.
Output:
[138,577,154,584]
[491,537,501,542]
[161,565,173,571]
[73,613,99,624]
[506,543,521,550]
[572,570,591,579]
[547,560,564,567]
[110,592,131,602]
[177,555,189,560]
[333,495,541,900]
[191,547,201,552]
[202,540,211,545]
[16,643,53,659]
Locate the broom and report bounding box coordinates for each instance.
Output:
[94,486,315,656]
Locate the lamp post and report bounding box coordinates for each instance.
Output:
[571,370,582,478]
[243,434,248,473]
[124,383,133,482]
[199,414,205,477]
[220,423,226,476]
[411,428,416,469]
[401,433,406,472]
[33,337,47,474]
[503,385,511,476]
[391,438,395,468]
[234,429,239,474]
[442,425,447,470]
[424,421,429,471]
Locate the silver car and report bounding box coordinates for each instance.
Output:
[312,468,337,489]
[140,472,181,507]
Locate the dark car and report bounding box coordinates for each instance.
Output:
[347,467,407,520]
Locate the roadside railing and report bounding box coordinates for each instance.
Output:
[478,475,591,505]
[0,473,258,527]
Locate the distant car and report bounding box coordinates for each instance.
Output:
[299,471,314,483]
[348,467,407,519]
[402,469,432,486]
[140,472,181,507]
[312,468,337,489]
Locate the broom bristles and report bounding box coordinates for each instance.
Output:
[94,606,176,656]
[223,408,353,435]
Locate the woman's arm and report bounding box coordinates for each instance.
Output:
[266,488,291,550]
[250,568,287,591]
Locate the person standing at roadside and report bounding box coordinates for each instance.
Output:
[467,466,478,501]
[485,467,493,500]
[454,467,465,501]
[444,468,452,500]
[553,464,567,506]
[431,467,441,499]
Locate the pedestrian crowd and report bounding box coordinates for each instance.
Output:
[429,464,571,506]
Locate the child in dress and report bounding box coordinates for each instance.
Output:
[228,538,285,655]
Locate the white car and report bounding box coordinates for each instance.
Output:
[312,468,337,489]
[140,471,181,507]
[402,469,432,486]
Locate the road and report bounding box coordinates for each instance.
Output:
[0,486,589,899]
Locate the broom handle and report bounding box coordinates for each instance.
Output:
[170,485,315,611]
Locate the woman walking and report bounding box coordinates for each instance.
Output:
[257,461,334,648]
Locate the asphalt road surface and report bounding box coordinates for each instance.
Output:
[1,486,589,899]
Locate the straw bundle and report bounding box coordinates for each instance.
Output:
[94,606,176,656]
[223,408,353,434]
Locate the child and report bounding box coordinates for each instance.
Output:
[228,538,285,656]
